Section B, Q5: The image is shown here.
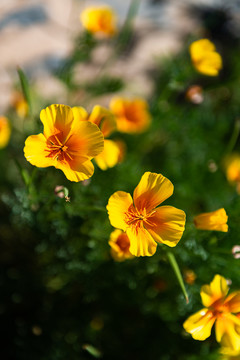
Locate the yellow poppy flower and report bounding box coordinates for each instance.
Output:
[224,154,240,194]
[190,39,222,76]
[109,97,152,134]
[80,6,117,36]
[0,116,11,149]
[184,269,197,285]
[24,104,104,182]
[183,275,240,352]
[109,229,134,262]
[106,172,186,257]
[194,208,228,232]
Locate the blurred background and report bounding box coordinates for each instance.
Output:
[1,1,240,359]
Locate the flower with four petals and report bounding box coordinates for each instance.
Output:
[24,104,104,182]
[107,172,186,257]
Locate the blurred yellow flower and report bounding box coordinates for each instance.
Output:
[0,116,11,149]
[73,105,124,170]
[107,172,186,257]
[80,6,117,36]
[190,39,222,76]
[109,229,134,262]
[194,208,228,232]
[110,97,152,133]
[184,269,197,285]
[225,154,240,194]
[24,104,104,182]
[95,139,125,171]
[183,275,240,352]
[12,92,28,118]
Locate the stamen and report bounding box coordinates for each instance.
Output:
[46,133,73,163]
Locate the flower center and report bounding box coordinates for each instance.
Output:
[116,233,130,253]
[46,134,73,162]
[210,298,230,317]
[124,206,155,229]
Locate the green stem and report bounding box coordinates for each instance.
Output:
[226,118,240,155]
[167,251,189,304]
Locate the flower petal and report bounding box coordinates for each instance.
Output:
[194,208,228,232]
[110,97,151,134]
[57,158,94,182]
[183,308,216,341]
[215,313,240,351]
[133,172,174,212]
[107,191,133,231]
[195,52,222,76]
[0,116,11,148]
[190,39,216,61]
[225,292,240,314]
[40,104,74,140]
[24,133,55,168]
[95,139,120,170]
[145,206,186,247]
[66,121,104,158]
[109,229,134,262]
[126,225,157,257]
[72,106,89,121]
[88,105,116,137]
[200,274,229,308]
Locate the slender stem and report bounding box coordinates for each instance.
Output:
[167,251,189,304]
[226,118,240,155]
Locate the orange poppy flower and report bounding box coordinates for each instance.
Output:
[194,208,228,232]
[0,116,11,149]
[183,275,240,352]
[109,97,151,133]
[80,6,117,36]
[107,172,186,257]
[109,229,134,262]
[24,104,104,182]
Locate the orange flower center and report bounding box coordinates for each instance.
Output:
[210,298,230,317]
[116,233,130,253]
[125,206,155,229]
[46,134,73,163]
